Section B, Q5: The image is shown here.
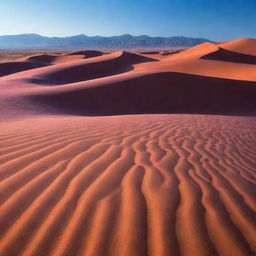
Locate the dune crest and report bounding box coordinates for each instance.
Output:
[26,54,87,64]
[220,38,256,56]
[165,42,219,59]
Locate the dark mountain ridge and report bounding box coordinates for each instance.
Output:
[0,33,214,50]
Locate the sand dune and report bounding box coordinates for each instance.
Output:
[138,50,181,60]
[1,71,255,118]
[220,38,256,56]
[0,38,256,256]
[0,61,48,77]
[26,54,85,65]
[67,50,104,58]
[2,51,156,85]
[201,48,256,64]
[134,41,256,81]
[139,51,161,55]
[32,51,156,85]
[165,42,219,60]
[26,51,105,65]
[20,72,256,116]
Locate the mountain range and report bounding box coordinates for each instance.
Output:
[0,33,214,50]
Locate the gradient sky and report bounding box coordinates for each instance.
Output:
[0,0,255,41]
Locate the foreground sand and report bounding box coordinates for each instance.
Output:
[1,115,256,256]
[0,38,256,256]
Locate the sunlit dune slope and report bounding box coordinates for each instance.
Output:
[5,51,157,85]
[220,38,256,56]
[135,39,256,81]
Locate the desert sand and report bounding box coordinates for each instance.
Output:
[0,38,256,256]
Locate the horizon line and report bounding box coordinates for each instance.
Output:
[0,33,217,40]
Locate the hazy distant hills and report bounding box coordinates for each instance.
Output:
[0,33,214,50]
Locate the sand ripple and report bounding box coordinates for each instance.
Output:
[1,114,255,256]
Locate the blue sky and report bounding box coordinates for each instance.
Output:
[0,0,255,41]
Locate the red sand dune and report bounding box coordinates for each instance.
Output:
[220,38,256,56]
[134,41,256,81]
[67,50,104,58]
[26,54,85,64]
[0,61,48,77]
[0,38,256,256]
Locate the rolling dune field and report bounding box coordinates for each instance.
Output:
[0,38,256,256]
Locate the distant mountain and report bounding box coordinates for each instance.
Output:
[0,33,214,50]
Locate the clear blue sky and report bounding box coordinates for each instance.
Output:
[0,0,255,41]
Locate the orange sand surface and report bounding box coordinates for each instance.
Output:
[0,38,256,256]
